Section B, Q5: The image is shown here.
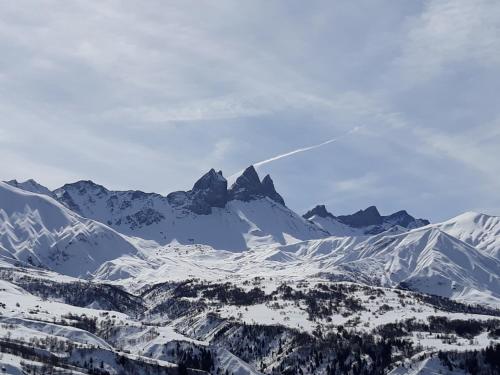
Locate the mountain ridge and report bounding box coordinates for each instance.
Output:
[304,203,430,235]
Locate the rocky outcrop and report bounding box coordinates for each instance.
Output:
[168,169,229,214]
[303,205,335,220]
[228,166,285,206]
[261,175,285,206]
[337,206,383,228]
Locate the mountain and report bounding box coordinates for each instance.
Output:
[4,171,500,307]
[2,171,500,374]
[341,226,500,305]
[304,204,429,235]
[0,182,137,277]
[5,178,54,198]
[258,224,500,306]
[51,166,326,251]
[435,211,500,259]
[228,165,285,206]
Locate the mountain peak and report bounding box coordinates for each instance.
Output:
[5,178,54,197]
[337,206,383,228]
[228,166,286,206]
[303,205,335,220]
[229,166,261,197]
[261,175,285,206]
[193,168,227,191]
[190,168,228,211]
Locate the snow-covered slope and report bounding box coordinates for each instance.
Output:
[51,167,327,251]
[341,227,500,305]
[5,179,55,198]
[2,172,500,374]
[436,211,500,259]
[92,222,500,307]
[0,182,137,277]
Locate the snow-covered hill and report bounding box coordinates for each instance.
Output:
[91,224,500,308]
[0,182,137,277]
[436,211,500,259]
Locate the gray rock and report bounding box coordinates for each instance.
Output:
[228,166,286,206]
[261,175,285,206]
[337,206,383,228]
[168,168,229,214]
[303,205,335,220]
[228,166,263,202]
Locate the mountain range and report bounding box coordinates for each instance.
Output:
[2,166,499,306]
[1,167,500,374]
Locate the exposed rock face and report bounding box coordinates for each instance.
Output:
[337,206,383,228]
[385,210,430,228]
[168,169,229,214]
[54,180,110,215]
[228,166,286,206]
[192,169,228,209]
[303,205,335,220]
[47,166,286,217]
[228,166,263,202]
[261,175,285,206]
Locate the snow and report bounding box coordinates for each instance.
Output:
[0,182,138,277]
[2,175,500,373]
[53,181,328,251]
[436,211,500,259]
[94,224,500,308]
[389,356,467,375]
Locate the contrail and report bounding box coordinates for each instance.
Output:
[229,126,363,181]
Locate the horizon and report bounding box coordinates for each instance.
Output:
[4,168,497,222]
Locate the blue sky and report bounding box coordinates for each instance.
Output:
[1,0,500,221]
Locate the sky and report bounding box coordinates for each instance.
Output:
[1,0,500,222]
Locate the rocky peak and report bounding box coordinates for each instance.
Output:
[261,175,285,206]
[193,169,226,191]
[228,166,286,206]
[385,210,430,228]
[337,206,383,228]
[303,205,335,220]
[167,169,229,215]
[228,166,262,200]
[191,168,228,209]
[57,180,109,197]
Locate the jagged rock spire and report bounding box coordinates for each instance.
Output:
[191,168,228,209]
[261,175,285,206]
[168,166,286,214]
[228,166,262,201]
[228,165,286,206]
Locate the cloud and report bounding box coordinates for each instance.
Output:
[0,1,499,221]
[396,0,500,84]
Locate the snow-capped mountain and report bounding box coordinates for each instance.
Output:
[337,226,500,305]
[436,211,500,259]
[2,169,500,374]
[0,182,137,277]
[51,166,327,251]
[304,204,430,236]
